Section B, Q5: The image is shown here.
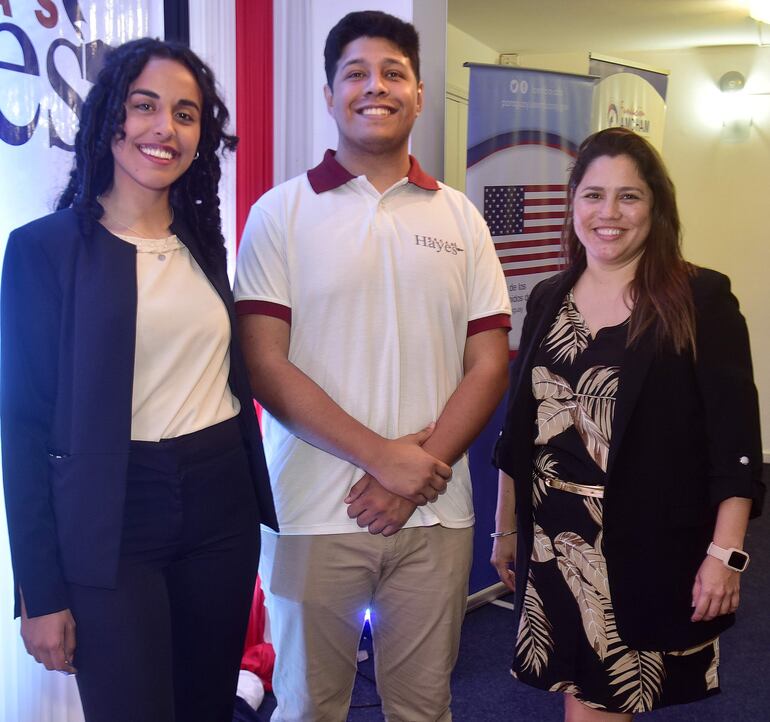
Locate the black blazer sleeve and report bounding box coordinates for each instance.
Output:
[692,269,764,515]
[1,228,69,617]
[508,285,545,393]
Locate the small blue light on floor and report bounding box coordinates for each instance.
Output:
[362,607,373,639]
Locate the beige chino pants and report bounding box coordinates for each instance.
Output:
[260,525,474,722]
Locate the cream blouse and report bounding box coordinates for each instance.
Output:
[116,233,240,441]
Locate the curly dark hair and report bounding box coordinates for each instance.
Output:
[57,37,237,263]
[562,127,695,355]
[324,11,420,86]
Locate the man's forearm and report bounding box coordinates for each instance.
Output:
[238,314,451,502]
[420,328,509,466]
[251,351,386,470]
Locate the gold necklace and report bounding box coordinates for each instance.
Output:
[100,200,174,239]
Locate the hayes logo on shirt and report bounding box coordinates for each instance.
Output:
[415,235,464,255]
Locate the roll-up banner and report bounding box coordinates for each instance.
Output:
[465,63,595,352]
[589,53,669,151]
[464,64,594,598]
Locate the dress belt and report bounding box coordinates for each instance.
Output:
[538,473,605,498]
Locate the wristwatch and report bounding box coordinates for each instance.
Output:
[706,542,750,572]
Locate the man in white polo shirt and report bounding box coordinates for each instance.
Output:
[235,10,511,722]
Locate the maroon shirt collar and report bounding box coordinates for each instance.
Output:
[307,149,440,194]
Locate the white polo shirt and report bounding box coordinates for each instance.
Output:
[235,151,511,535]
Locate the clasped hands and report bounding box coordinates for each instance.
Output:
[344,425,451,537]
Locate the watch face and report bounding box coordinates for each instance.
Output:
[727,550,749,571]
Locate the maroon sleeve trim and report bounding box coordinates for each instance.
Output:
[467,313,512,337]
[235,300,292,324]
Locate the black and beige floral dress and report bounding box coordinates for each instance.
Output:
[512,290,719,713]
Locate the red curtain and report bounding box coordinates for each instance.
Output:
[235,0,272,425]
[235,0,273,244]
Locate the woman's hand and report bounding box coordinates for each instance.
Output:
[20,594,77,674]
[490,534,517,593]
[690,554,740,622]
[492,470,518,593]
[691,497,752,622]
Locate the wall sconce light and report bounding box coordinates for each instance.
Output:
[719,71,745,92]
[719,71,752,142]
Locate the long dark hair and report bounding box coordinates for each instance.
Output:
[562,128,695,354]
[57,38,237,262]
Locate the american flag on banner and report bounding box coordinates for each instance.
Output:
[483,184,567,277]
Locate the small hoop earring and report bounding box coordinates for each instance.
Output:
[193,151,200,160]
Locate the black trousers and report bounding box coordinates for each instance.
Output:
[68,418,260,722]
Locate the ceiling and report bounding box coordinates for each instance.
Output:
[448,0,768,54]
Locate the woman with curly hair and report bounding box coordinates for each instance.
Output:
[1,38,277,722]
[491,128,763,719]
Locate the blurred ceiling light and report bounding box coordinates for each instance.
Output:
[749,1,770,24]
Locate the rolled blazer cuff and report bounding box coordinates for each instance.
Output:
[708,466,765,519]
[492,429,517,478]
[694,268,764,519]
[492,432,504,469]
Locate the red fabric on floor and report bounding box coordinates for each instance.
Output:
[241,576,275,691]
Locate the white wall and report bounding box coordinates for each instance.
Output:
[516,51,586,75]
[625,46,770,459]
[446,22,499,96]
[412,0,448,180]
[444,23,499,189]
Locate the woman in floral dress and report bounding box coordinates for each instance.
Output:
[492,128,763,720]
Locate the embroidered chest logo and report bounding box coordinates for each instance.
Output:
[414,234,465,255]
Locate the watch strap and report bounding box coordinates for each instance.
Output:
[707,542,750,572]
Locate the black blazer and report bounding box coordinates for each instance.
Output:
[496,265,764,651]
[1,209,278,619]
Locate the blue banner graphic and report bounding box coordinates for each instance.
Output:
[465,64,595,351]
[464,64,594,598]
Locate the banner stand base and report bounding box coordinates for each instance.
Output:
[467,582,508,612]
